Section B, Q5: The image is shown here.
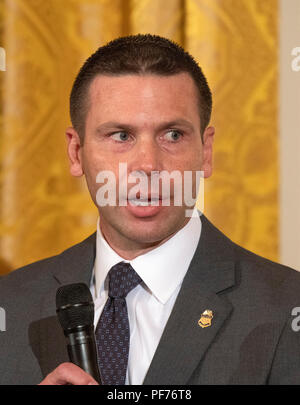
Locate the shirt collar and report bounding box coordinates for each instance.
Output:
[94,209,202,304]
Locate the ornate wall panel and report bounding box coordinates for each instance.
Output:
[186,0,278,262]
[0,0,125,271]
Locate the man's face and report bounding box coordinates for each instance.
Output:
[66,73,214,254]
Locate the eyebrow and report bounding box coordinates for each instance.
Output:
[95,119,195,133]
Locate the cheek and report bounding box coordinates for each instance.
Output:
[177,153,203,172]
[179,141,203,169]
[82,151,122,192]
[191,147,204,169]
[82,147,108,173]
[81,155,104,193]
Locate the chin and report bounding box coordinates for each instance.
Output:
[125,232,169,247]
[100,207,187,244]
[120,219,181,246]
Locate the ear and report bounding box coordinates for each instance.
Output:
[65,127,84,177]
[201,126,215,178]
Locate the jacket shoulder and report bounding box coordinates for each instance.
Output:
[201,214,300,300]
[0,232,96,290]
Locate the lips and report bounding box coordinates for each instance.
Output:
[125,196,165,218]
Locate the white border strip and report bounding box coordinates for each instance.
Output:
[279,0,300,270]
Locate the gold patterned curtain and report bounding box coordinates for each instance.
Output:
[0,0,278,274]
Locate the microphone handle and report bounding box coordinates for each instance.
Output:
[66,326,101,384]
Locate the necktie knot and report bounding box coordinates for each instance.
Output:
[108,262,142,299]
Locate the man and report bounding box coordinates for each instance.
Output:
[1,34,300,385]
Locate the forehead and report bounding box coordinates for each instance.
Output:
[86,73,200,126]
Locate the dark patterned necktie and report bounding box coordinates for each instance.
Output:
[95,262,142,385]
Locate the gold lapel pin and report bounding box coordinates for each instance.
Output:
[198,309,214,328]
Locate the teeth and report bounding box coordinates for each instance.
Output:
[129,199,160,206]
[130,201,149,206]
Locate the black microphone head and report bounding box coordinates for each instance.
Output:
[56,283,94,333]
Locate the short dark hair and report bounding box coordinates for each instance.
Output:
[70,34,212,142]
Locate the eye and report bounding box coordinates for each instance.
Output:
[164,130,183,142]
[110,131,130,142]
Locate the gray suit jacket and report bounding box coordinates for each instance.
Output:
[0,214,300,385]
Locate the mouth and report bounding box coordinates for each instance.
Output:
[125,196,165,218]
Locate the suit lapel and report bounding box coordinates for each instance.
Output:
[30,233,96,377]
[52,232,96,287]
[143,215,236,385]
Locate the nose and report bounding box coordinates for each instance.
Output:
[128,135,162,176]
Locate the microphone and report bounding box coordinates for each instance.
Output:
[56,283,101,384]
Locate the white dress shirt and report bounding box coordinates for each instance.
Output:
[90,209,202,385]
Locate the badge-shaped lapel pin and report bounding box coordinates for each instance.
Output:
[198,309,213,328]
